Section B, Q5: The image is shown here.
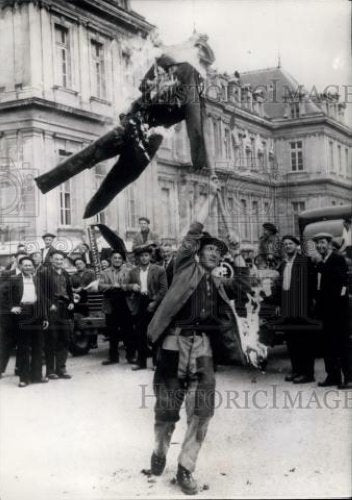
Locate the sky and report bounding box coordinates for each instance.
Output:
[131,0,352,124]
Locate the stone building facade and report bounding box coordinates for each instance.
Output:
[0,0,351,254]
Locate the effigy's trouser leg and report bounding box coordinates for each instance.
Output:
[35,126,125,194]
[83,133,163,219]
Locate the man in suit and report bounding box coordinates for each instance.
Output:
[159,241,176,286]
[6,257,49,387]
[132,217,159,250]
[274,235,318,384]
[98,251,133,364]
[41,232,56,266]
[0,251,27,377]
[146,222,252,495]
[125,245,167,370]
[40,250,74,379]
[313,233,351,389]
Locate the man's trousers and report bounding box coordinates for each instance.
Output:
[45,302,72,376]
[16,305,44,383]
[153,331,215,472]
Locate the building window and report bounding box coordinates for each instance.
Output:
[161,187,172,237]
[94,165,106,225]
[59,180,71,226]
[252,200,260,240]
[224,128,231,160]
[55,24,71,88]
[329,141,334,171]
[292,201,305,234]
[91,39,106,99]
[345,148,349,177]
[250,137,255,169]
[240,199,249,240]
[126,184,137,228]
[213,120,222,158]
[290,141,303,171]
[290,102,300,118]
[338,145,342,173]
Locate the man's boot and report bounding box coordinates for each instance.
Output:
[176,464,198,495]
[150,452,166,476]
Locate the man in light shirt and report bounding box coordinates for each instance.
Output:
[7,257,49,387]
[125,245,167,370]
[274,235,317,384]
[41,232,56,267]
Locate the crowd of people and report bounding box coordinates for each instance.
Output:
[0,216,351,391]
[0,213,351,494]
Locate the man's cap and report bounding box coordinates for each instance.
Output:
[312,232,334,242]
[51,249,66,258]
[42,232,56,239]
[133,244,154,255]
[263,222,278,234]
[138,217,150,224]
[282,234,300,245]
[199,232,228,256]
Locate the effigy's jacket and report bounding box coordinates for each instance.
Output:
[148,222,252,365]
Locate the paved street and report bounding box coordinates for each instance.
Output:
[0,341,351,500]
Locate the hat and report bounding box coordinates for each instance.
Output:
[199,232,228,256]
[133,244,154,256]
[282,234,300,245]
[42,232,56,239]
[263,222,278,234]
[312,232,333,242]
[138,217,150,224]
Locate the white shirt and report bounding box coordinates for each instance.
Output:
[43,247,50,261]
[21,275,37,304]
[140,266,149,294]
[282,254,296,291]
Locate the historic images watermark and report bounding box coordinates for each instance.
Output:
[139,384,352,411]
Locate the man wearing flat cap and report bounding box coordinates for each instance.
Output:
[125,244,167,370]
[41,232,56,267]
[146,222,252,495]
[313,233,351,389]
[273,235,317,384]
[132,217,159,250]
[259,222,282,262]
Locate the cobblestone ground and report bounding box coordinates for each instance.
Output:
[0,341,351,500]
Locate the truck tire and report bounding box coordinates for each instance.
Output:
[69,328,91,356]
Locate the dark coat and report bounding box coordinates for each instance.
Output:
[125,264,167,315]
[147,222,252,366]
[39,267,74,309]
[274,253,317,321]
[4,274,47,320]
[161,256,176,287]
[315,251,349,323]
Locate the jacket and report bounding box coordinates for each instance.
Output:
[4,273,47,320]
[125,264,167,315]
[315,251,349,321]
[274,253,317,320]
[147,222,252,365]
[98,265,130,315]
[132,230,159,249]
[39,267,74,310]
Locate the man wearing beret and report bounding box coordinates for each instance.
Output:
[146,221,252,495]
[313,233,351,389]
[41,232,56,267]
[259,222,282,262]
[274,235,318,384]
[132,217,159,250]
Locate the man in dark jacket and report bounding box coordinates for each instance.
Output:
[132,217,159,250]
[40,251,74,379]
[146,222,252,495]
[125,245,167,370]
[41,232,57,266]
[159,241,176,286]
[274,235,318,384]
[6,257,49,387]
[313,233,351,389]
